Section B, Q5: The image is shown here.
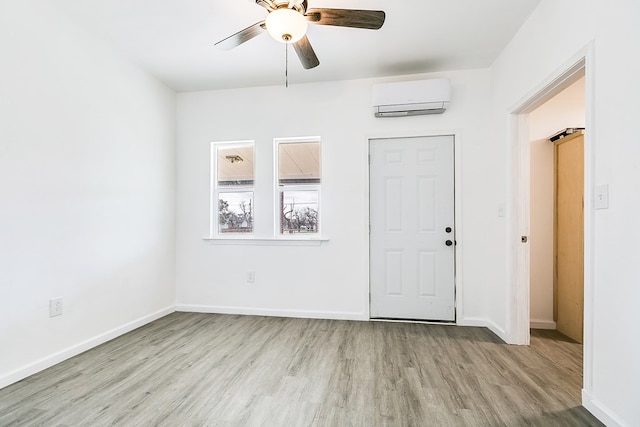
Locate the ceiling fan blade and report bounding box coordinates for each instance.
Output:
[306,8,385,30]
[293,35,320,69]
[256,0,276,12]
[215,21,265,50]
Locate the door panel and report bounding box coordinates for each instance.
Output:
[385,178,403,231]
[418,177,437,231]
[370,135,455,321]
[418,251,437,296]
[384,250,404,295]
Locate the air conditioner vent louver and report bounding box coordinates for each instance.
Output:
[372,79,451,117]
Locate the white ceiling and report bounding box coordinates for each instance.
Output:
[53,0,541,92]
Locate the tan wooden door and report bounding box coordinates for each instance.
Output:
[554,132,584,343]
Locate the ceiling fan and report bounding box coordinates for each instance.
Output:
[215,0,386,70]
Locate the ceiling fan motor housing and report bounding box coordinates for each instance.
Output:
[265,7,308,43]
[255,0,308,14]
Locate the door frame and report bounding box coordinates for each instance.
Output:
[367,131,463,323]
[507,43,595,393]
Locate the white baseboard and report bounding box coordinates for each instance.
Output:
[457,317,509,343]
[530,319,557,330]
[582,389,627,427]
[0,305,175,390]
[175,304,368,321]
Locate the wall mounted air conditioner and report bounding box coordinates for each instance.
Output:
[372,78,451,117]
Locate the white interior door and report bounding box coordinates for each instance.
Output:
[370,135,455,321]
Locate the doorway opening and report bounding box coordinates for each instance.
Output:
[509,45,595,400]
[529,78,586,341]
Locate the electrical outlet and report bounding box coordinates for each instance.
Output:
[246,271,255,283]
[50,297,63,317]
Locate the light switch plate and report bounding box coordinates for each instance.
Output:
[595,184,609,210]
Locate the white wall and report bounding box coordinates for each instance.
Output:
[175,69,502,330]
[529,77,585,328]
[0,0,176,387]
[490,0,640,425]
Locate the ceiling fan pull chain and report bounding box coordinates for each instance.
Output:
[285,43,289,88]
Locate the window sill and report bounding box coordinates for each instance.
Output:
[202,237,329,246]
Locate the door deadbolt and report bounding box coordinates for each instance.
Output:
[445,227,452,233]
[521,236,528,243]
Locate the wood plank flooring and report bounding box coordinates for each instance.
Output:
[0,313,603,426]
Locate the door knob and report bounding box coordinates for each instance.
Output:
[445,240,453,246]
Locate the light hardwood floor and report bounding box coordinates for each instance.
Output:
[0,313,603,426]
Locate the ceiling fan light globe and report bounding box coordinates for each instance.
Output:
[265,8,308,43]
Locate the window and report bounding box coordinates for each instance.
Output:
[212,142,254,235]
[276,138,321,235]
[208,137,323,242]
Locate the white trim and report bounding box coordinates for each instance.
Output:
[457,317,509,343]
[508,112,532,345]
[271,135,321,144]
[582,390,626,427]
[453,131,464,326]
[511,59,586,114]
[364,134,372,320]
[175,304,367,321]
[529,319,556,330]
[581,42,596,398]
[508,42,597,414]
[508,46,592,341]
[0,306,175,390]
[203,237,328,246]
